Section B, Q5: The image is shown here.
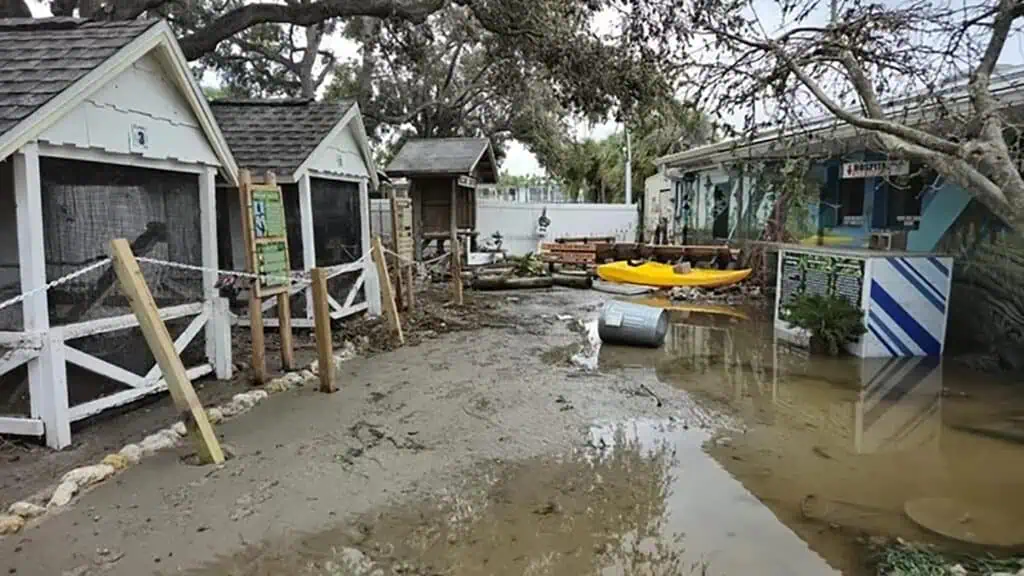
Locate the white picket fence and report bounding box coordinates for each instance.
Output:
[370,199,638,256]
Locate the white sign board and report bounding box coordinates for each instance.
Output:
[841,160,910,179]
[457,175,477,188]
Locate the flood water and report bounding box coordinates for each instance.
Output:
[194,299,1024,576]
[594,300,1024,574]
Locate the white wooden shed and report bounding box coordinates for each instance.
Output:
[0,18,238,448]
[210,99,381,327]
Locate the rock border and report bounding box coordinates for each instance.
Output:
[0,341,358,537]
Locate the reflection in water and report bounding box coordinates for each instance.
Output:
[601,301,1024,572]
[191,424,706,576]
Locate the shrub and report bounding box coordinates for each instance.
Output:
[784,293,867,355]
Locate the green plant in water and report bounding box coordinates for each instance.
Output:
[784,293,867,355]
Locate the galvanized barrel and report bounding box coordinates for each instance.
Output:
[597,301,669,347]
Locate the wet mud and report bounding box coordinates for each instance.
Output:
[208,297,1024,576]
[7,290,1024,576]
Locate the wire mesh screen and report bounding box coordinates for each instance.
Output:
[311,178,364,306]
[39,158,204,327]
[0,158,23,332]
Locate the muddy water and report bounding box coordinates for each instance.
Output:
[191,299,1024,576]
[596,300,1024,573]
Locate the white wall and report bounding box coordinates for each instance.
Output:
[368,199,639,256]
[477,201,637,256]
[39,52,220,167]
[307,121,370,180]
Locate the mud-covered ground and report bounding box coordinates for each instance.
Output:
[0,285,512,509]
[0,287,696,576]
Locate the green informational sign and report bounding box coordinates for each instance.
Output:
[245,184,291,296]
[256,241,289,287]
[251,187,286,239]
[780,251,865,310]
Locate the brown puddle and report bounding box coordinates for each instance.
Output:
[598,299,1024,572]
[195,299,1024,576]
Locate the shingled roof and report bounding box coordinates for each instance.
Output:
[386,137,497,182]
[209,99,357,180]
[0,17,159,139]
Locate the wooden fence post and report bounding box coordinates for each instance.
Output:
[372,236,404,344]
[265,171,294,371]
[387,186,406,309]
[238,169,266,384]
[311,268,335,393]
[109,238,224,464]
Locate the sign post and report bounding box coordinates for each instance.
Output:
[240,169,295,382]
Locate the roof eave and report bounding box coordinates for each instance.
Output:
[0,20,240,186]
[291,101,379,188]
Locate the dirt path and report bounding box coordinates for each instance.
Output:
[0,288,696,576]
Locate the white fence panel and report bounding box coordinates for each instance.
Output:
[477,201,637,256]
[368,199,639,257]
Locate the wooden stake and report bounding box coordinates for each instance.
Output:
[387,186,406,309]
[264,171,294,371]
[372,236,404,344]
[109,238,224,464]
[450,234,464,306]
[310,268,335,393]
[238,169,266,383]
[450,179,464,305]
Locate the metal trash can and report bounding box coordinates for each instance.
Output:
[597,301,669,347]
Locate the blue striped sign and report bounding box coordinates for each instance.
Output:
[864,257,951,357]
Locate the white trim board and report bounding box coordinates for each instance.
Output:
[38,143,207,174]
[0,21,239,185]
[293,103,378,189]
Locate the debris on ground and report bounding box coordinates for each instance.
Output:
[669,282,764,303]
[868,538,1024,576]
[334,285,516,354]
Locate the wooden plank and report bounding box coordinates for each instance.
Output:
[109,238,224,465]
[449,179,463,305]
[249,294,266,384]
[65,346,145,388]
[0,347,39,378]
[0,331,42,348]
[143,308,210,383]
[388,186,406,309]
[311,268,335,393]
[15,142,70,449]
[277,293,295,370]
[69,364,213,422]
[62,303,204,340]
[0,416,44,437]
[342,271,366,309]
[240,170,267,384]
[372,236,404,343]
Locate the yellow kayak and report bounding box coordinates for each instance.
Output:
[596,261,752,288]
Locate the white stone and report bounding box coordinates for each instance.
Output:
[337,547,373,575]
[48,481,78,508]
[139,432,177,455]
[118,443,143,464]
[0,514,24,535]
[299,370,314,380]
[61,464,115,488]
[283,372,304,386]
[250,390,268,402]
[206,407,224,424]
[7,501,45,519]
[171,421,188,437]
[947,564,967,576]
[231,393,257,410]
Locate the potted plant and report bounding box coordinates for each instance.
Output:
[784,293,867,355]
